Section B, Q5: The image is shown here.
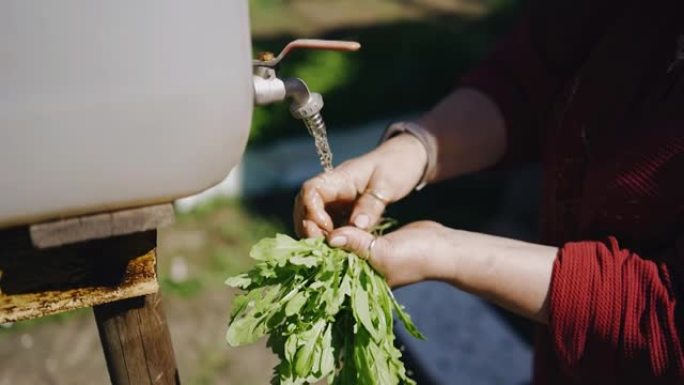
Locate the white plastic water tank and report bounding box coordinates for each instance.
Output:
[0,0,253,228]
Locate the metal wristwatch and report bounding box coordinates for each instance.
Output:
[380,121,437,191]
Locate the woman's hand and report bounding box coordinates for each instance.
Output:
[327,221,453,287]
[294,88,508,239]
[327,220,558,323]
[294,134,427,238]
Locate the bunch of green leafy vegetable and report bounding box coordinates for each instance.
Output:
[225,234,425,385]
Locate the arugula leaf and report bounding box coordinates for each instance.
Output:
[226,233,424,384]
[351,282,380,341]
[389,290,426,340]
[284,291,308,316]
[225,274,251,289]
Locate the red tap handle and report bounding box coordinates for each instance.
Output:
[279,39,360,57]
[254,39,361,67]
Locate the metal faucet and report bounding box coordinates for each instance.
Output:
[252,39,361,171]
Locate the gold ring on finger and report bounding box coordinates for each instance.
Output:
[363,237,378,261]
[365,189,390,205]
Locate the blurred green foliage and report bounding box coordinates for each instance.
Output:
[248,0,522,145]
[0,308,89,335]
[158,198,285,298]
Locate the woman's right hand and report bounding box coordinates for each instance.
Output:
[294,133,428,238]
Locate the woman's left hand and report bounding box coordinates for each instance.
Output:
[328,220,454,288]
[327,220,558,323]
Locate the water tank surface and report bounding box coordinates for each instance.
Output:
[0,0,253,228]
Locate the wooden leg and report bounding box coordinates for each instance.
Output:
[94,293,180,385]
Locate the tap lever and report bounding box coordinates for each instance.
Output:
[253,39,361,68]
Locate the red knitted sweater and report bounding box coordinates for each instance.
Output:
[461,0,684,383]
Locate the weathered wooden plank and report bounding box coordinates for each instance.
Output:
[0,230,158,323]
[29,204,175,249]
[94,293,180,385]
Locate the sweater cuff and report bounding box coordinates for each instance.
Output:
[548,240,604,373]
[548,238,670,376]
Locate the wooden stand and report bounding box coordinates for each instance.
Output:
[0,205,180,385]
[95,293,180,385]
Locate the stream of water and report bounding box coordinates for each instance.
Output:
[305,113,334,172]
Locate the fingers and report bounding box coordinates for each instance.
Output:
[349,188,390,230]
[293,195,327,238]
[293,192,307,237]
[328,226,374,256]
[327,226,389,266]
[303,219,325,238]
[349,170,393,230]
[294,168,361,237]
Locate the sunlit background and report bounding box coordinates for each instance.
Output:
[0,1,538,384]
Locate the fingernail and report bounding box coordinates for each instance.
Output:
[354,214,370,229]
[329,236,347,247]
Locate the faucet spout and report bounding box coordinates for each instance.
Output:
[283,78,332,171]
[251,38,359,172]
[283,78,311,106]
[284,78,324,124]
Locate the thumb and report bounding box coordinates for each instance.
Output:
[327,226,389,265]
[350,188,391,230]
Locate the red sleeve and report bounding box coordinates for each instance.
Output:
[550,236,684,380]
